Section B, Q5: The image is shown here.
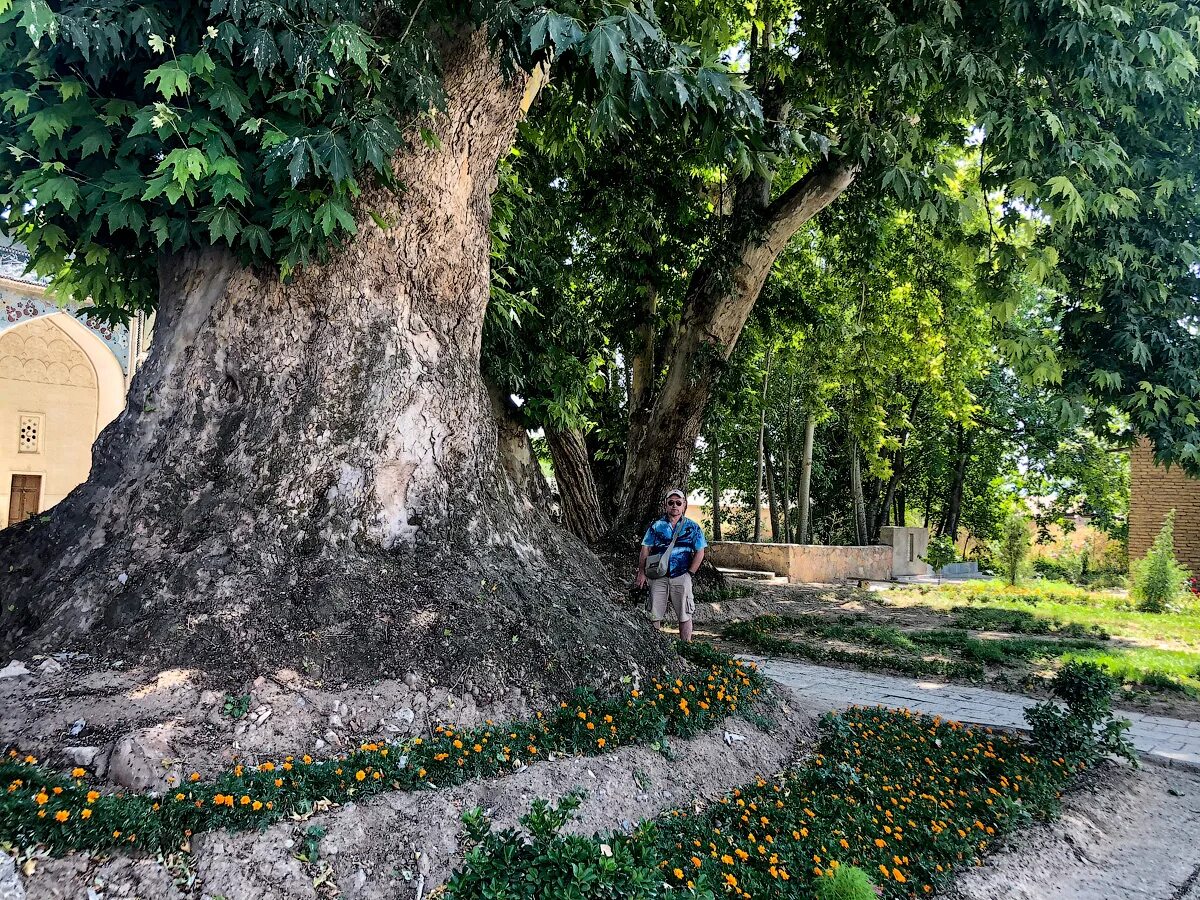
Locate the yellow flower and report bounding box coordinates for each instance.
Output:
[35,792,48,805]
[71,767,86,777]
[355,770,366,782]
[55,810,69,822]
[673,868,684,880]
[81,808,92,820]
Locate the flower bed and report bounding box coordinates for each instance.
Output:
[443,662,1133,900]
[0,643,765,856]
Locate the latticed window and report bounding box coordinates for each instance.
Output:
[18,415,40,453]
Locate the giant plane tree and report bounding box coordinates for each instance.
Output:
[1,0,1198,688]
[0,1,759,688]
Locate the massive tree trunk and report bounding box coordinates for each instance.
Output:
[0,32,668,694]
[612,160,856,535]
[546,426,606,543]
[709,433,723,541]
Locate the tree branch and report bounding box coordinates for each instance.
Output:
[763,157,858,253]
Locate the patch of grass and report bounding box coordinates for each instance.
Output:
[724,616,986,681]
[951,605,1110,640]
[1059,646,1200,696]
[696,583,754,603]
[0,643,765,857]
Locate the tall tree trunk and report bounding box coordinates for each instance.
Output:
[797,415,816,544]
[546,427,606,543]
[625,283,659,480]
[782,439,792,543]
[766,443,780,542]
[611,161,856,536]
[940,425,975,539]
[710,434,723,541]
[753,345,774,543]
[864,474,883,540]
[849,438,868,546]
[0,32,668,692]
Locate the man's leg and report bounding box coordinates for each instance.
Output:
[649,578,669,631]
[672,575,695,643]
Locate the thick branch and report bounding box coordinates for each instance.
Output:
[764,157,859,253]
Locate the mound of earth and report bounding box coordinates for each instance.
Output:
[3,686,818,900]
[946,760,1200,900]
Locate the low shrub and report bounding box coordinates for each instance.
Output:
[1131,510,1191,613]
[1025,660,1135,768]
[0,643,765,857]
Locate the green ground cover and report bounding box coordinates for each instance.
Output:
[883,581,1200,698]
[443,663,1131,900]
[0,644,764,856]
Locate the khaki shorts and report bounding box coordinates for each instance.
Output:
[648,573,695,624]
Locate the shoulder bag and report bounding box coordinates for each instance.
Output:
[645,520,683,579]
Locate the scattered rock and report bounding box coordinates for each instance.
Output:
[37,658,64,676]
[0,661,30,680]
[403,672,420,689]
[63,746,102,770]
[69,719,86,737]
[723,731,746,747]
[396,707,415,725]
[0,850,24,900]
[199,690,223,709]
[108,726,179,792]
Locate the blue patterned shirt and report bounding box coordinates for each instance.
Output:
[642,516,707,577]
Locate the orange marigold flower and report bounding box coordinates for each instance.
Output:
[597,738,606,748]
[81,808,92,820]
[71,767,86,777]
[35,792,48,805]
[55,810,69,822]
[355,770,366,782]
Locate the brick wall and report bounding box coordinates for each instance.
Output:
[1129,439,1200,569]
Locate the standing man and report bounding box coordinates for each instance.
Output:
[634,488,707,642]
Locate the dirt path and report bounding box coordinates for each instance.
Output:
[946,762,1200,900]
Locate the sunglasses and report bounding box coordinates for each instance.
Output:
[666,499,684,506]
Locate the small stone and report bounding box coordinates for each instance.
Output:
[64,746,100,768]
[328,714,343,729]
[37,658,64,676]
[199,690,222,708]
[284,839,295,849]
[116,572,128,585]
[69,719,86,736]
[403,672,420,689]
[314,739,327,752]
[396,707,415,725]
[0,661,30,680]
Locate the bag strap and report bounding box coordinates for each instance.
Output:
[662,519,683,558]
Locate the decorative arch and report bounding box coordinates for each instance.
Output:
[0,314,124,433]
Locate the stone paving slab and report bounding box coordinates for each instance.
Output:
[746,655,1200,770]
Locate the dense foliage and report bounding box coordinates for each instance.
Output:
[0,0,757,320]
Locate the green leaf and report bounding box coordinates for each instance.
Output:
[207,206,240,245]
[144,61,191,100]
[27,104,71,144]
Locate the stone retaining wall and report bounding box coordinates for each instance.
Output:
[708,541,893,584]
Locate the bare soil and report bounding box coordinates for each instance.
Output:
[945,760,1200,900]
[695,580,1200,722]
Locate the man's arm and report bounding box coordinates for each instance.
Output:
[635,544,650,587]
[688,547,705,575]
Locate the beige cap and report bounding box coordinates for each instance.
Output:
[665,488,686,502]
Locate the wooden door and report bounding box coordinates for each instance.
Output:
[7,474,41,526]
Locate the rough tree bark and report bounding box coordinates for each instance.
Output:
[546,426,606,543]
[0,32,668,693]
[612,160,857,536]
